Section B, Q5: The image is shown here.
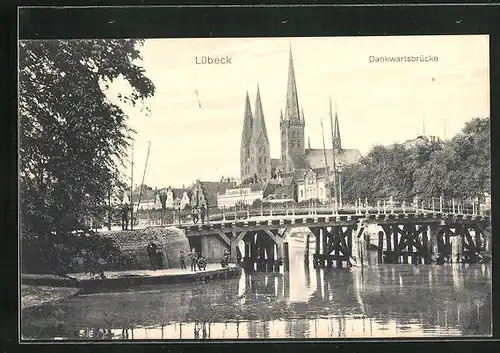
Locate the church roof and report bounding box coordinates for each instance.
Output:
[289,153,309,170]
[251,85,269,143]
[284,45,301,122]
[241,91,253,146]
[305,148,362,170]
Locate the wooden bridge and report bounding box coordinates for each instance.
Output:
[171,199,491,271]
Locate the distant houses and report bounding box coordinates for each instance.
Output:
[163,187,191,210]
[190,180,237,209]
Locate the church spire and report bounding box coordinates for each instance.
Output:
[252,84,269,142]
[308,136,311,150]
[333,100,342,150]
[284,44,300,122]
[241,91,253,145]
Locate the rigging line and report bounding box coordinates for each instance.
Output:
[137,141,152,210]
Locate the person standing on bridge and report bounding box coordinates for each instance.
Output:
[192,206,199,224]
[200,204,206,224]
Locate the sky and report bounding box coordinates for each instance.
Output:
[105,35,490,189]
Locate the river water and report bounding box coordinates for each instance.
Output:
[21,243,492,340]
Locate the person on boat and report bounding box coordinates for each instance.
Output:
[180,249,187,269]
[197,255,207,271]
[189,248,198,271]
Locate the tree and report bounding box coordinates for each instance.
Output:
[341,117,490,204]
[19,39,155,273]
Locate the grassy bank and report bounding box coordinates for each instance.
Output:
[21,285,80,310]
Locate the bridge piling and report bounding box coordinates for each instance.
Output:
[377,231,384,263]
[304,233,310,264]
[283,242,290,272]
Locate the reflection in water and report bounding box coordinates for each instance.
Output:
[22,247,491,340]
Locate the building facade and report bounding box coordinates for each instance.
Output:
[217,186,264,208]
[296,167,329,202]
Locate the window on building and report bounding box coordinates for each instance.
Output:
[263,157,266,163]
[300,190,304,197]
[291,141,294,148]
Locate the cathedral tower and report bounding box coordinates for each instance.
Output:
[240,91,253,182]
[280,45,305,172]
[250,85,271,182]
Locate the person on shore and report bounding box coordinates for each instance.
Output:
[221,249,230,268]
[192,206,199,224]
[180,249,187,269]
[147,242,158,270]
[157,246,168,269]
[197,255,207,271]
[121,204,129,230]
[200,204,206,224]
[189,248,198,271]
[236,247,242,265]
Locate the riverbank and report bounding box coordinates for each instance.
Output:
[21,285,80,310]
[22,264,242,293]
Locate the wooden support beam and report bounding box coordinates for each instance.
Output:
[393,225,400,264]
[421,225,429,264]
[263,229,282,246]
[234,230,248,243]
[321,228,328,259]
[378,231,384,263]
[215,230,231,247]
[381,225,392,262]
[304,233,310,264]
[346,226,354,266]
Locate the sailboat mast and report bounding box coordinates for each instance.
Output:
[320,120,330,182]
[329,98,338,204]
[130,142,134,230]
[137,141,152,210]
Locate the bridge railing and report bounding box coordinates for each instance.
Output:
[132,196,490,227]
